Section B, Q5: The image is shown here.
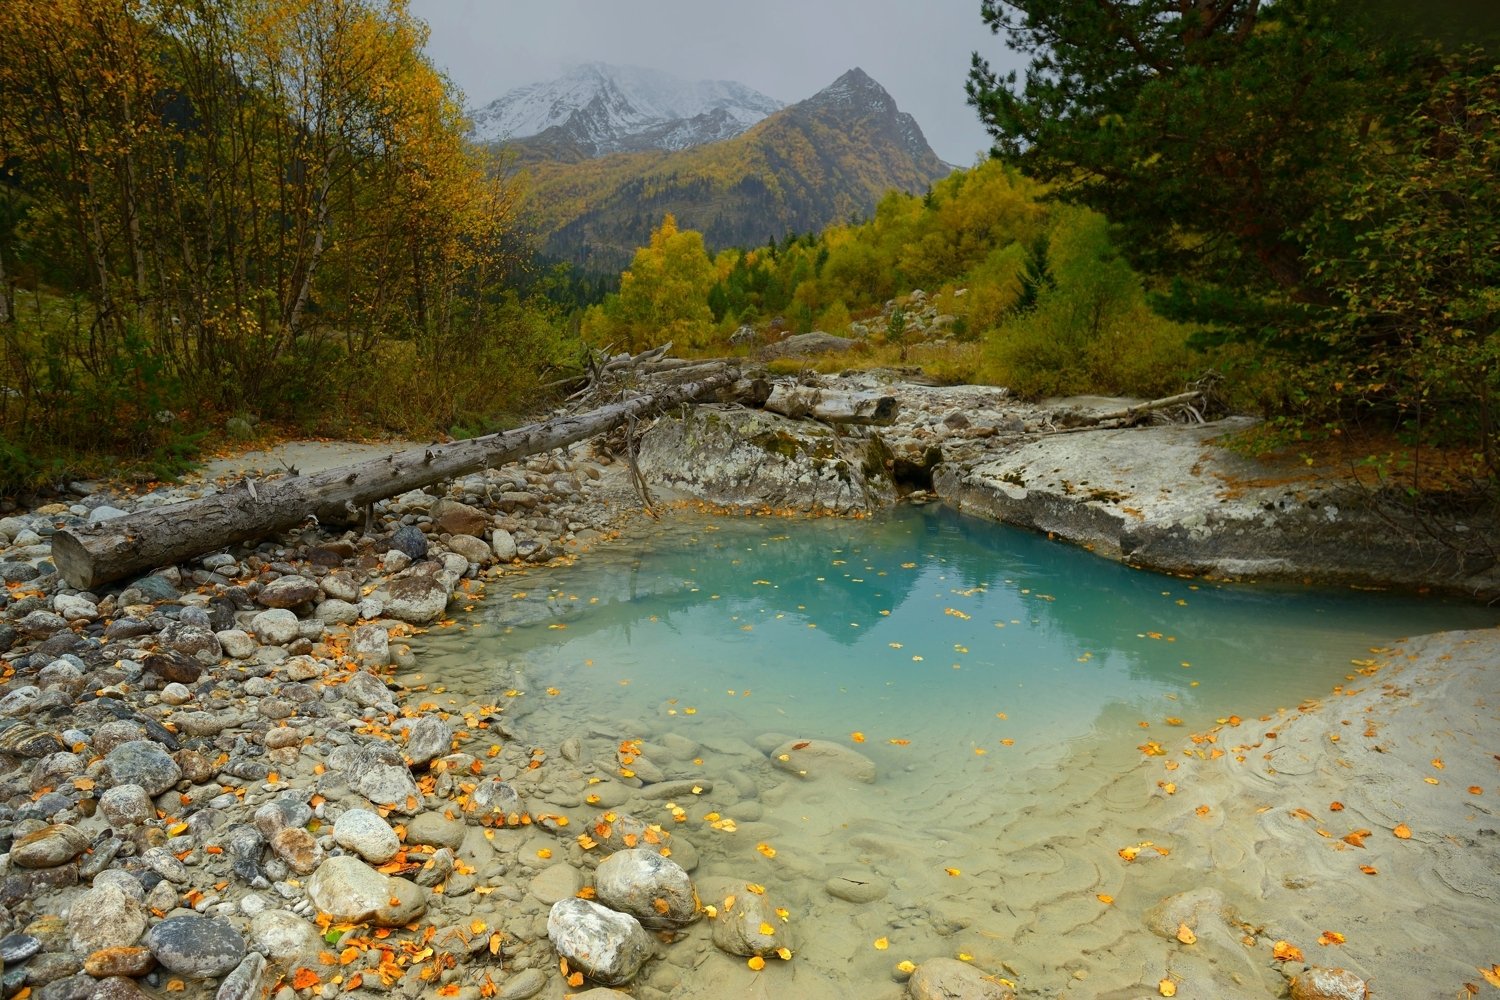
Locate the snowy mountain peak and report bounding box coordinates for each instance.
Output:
[467,63,783,156]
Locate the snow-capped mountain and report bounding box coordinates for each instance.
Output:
[467,63,783,156]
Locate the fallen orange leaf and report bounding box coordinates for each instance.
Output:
[291,968,320,990]
[1096,894,1114,905]
[1478,964,1500,988]
[747,956,766,971]
[1317,930,1346,946]
[1176,923,1197,945]
[1159,979,1177,997]
[1359,865,1378,875]
[873,937,890,950]
[1272,940,1304,962]
[1393,822,1413,839]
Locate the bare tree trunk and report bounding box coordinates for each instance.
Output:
[52,366,739,589]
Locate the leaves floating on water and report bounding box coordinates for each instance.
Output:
[850,731,866,743]
[1175,923,1197,945]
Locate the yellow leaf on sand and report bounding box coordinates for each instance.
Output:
[896,961,916,974]
[776,947,793,961]
[747,956,766,971]
[945,867,961,877]
[1477,964,1500,988]
[1393,822,1413,839]
[1272,940,1304,963]
[1317,930,1346,946]
[874,937,890,950]
[756,842,776,858]
[1159,979,1178,997]
[1096,894,1114,905]
[1176,923,1197,945]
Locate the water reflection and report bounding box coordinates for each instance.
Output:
[428,504,1495,755]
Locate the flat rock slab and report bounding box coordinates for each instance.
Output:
[935,417,1500,595]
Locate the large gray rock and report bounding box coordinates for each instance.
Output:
[257,575,321,609]
[446,533,492,565]
[638,407,891,514]
[159,622,221,660]
[759,331,857,359]
[709,886,792,957]
[342,670,393,709]
[68,883,147,953]
[400,716,451,766]
[593,849,698,930]
[98,785,155,827]
[306,856,427,926]
[908,958,1016,1000]
[432,499,489,537]
[10,824,88,868]
[145,915,246,979]
[546,897,654,986]
[250,609,300,646]
[769,738,876,783]
[247,911,325,967]
[350,623,390,667]
[216,952,266,1000]
[490,529,518,562]
[332,808,401,864]
[102,740,182,795]
[383,575,449,624]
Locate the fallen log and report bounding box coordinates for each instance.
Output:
[52,367,739,590]
[762,384,899,426]
[1052,390,1204,429]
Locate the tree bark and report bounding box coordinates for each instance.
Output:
[52,367,739,590]
[762,384,899,425]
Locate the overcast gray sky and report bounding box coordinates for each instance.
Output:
[409,0,1022,166]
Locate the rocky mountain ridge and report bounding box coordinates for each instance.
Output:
[519,68,953,273]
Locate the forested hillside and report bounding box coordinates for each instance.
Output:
[581,160,1197,399]
[0,0,571,490]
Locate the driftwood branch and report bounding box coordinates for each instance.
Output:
[1052,391,1204,430]
[52,366,739,589]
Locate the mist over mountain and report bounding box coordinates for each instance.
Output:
[468,63,783,157]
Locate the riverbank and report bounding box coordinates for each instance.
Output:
[0,382,1494,999]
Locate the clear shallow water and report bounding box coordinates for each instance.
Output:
[412,505,1497,995]
[425,504,1493,760]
